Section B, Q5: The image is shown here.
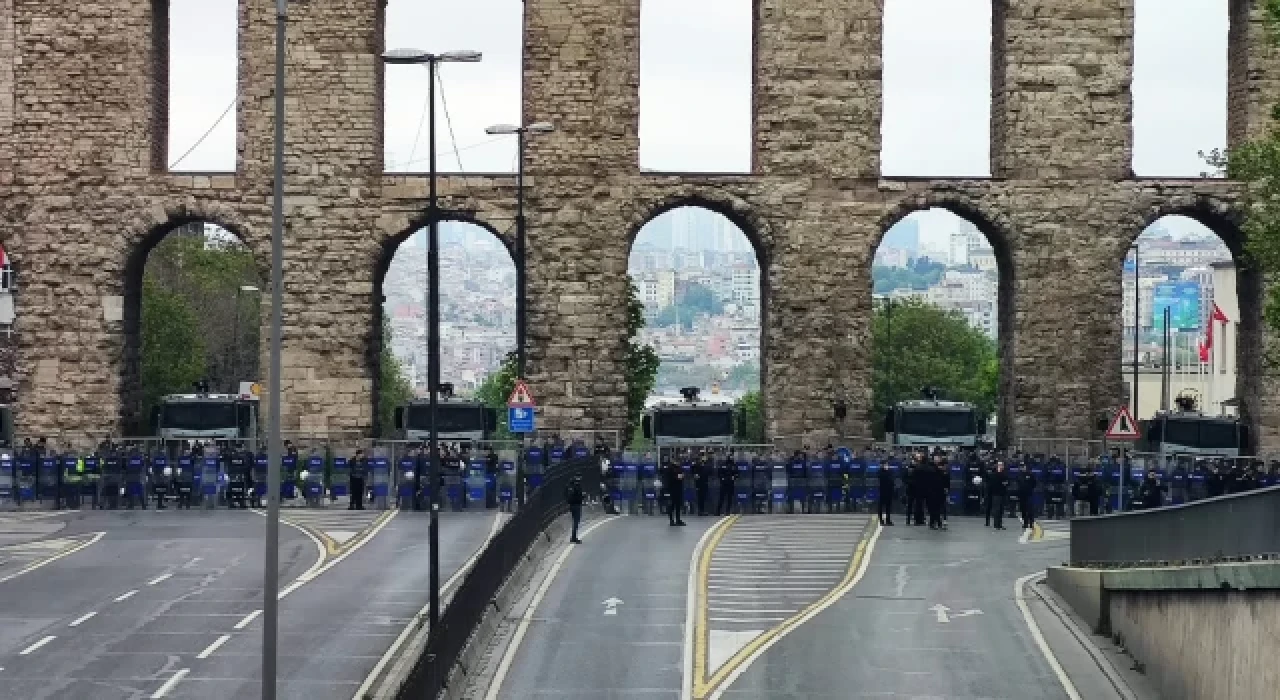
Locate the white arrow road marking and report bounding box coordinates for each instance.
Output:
[602,597,624,615]
[930,604,950,623]
[952,609,984,619]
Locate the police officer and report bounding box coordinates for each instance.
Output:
[926,453,946,530]
[877,454,896,526]
[227,448,249,508]
[907,453,927,526]
[174,452,194,509]
[661,458,686,526]
[1137,470,1163,509]
[987,461,1009,530]
[1017,464,1037,530]
[349,449,369,511]
[62,456,83,509]
[565,474,585,544]
[695,451,712,516]
[715,453,736,516]
[1206,462,1225,498]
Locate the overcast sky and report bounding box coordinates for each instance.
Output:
[168,0,1229,179]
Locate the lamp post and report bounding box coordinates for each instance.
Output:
[262,2,287,697]
[232,285,259,392]
[381,47,481,633]
[483,121,554,382]
[1131,244,1140,418]
[874,295,895,408]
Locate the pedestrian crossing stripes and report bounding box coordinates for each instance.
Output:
[1038,521,1070,541]
[0,532,103,583]
[260,508,394,555]
[0,511,69,547]
[692,515,873,698]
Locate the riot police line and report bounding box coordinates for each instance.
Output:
[595,443,1280,520]
[0,434,620,513]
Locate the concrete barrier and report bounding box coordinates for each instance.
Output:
[1048,562,1280,700]
[1070,485,1280,567]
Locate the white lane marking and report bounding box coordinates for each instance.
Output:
[68,611,97,627]
[278,510,399,600]
[1019,528,1033,544]
[484,516,622,700]
[354,512,507,700]
[19,634,56,655]
[147,573,172,586]
[150,668,189,698]
[19,635,56,655]
[114,590,138,602]
[707,523,883,700]
[0,531,106,585]
[196,634,231,660]
[1015,571,1082,700]
[682,517,733,700]
[183,557,202,569]
[253,508,329,585]
[234,609,262,630]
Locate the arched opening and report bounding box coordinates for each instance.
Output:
[373,221,516,437]
[382,0,522,173]
[628,204,766,442]
[881,0,992,177]
[1121,214,1255,446]
[1132,0,1228,177]
[872,206,1013,446]
[123,221,262,435]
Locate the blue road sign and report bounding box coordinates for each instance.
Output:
[509,406,535,433]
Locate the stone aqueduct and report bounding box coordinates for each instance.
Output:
[1,0,1278,447]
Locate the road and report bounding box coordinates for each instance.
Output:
[481,513,1077,700]
[0,507,500,700]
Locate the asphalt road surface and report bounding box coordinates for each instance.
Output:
[720,517,1071,699]
[0,508,500,700]
[490,515,718,699]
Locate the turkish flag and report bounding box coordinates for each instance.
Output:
[1199,304,1230,362]
[1211,303,1229,324]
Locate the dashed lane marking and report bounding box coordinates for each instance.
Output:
[233,609,262,630]
[196,634,231,660]
[150,668,189,699]
[19,635,55,655]
[68,611,97,627]
[114,590,137,602]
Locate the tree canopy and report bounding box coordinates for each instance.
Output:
[872,257,945,295]
[734,389,765,444]
[871,298,998,426]
[139,226,260,426]
[651,281,724,329]
[627,280,661,437]
[377,315,416,436]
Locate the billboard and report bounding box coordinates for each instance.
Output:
[1152,282,1202,332]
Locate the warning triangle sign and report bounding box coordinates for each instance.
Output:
[507,380,535,408]
[1105,406,1140,440]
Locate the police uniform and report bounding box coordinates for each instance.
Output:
[877,459,895,526]
[694,454,711,516]
[987,467,1009,529]
[661,460,686,526]
[1017,469,1037,529]
[716,456,736,516]
[349,453,369,510]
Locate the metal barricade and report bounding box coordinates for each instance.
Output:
[500,453,519,511]
[16,455,35,505]
[525,445,546,492]
[370,455,391,510]
[769,457,787,513]
[0,453,13,508]
[863,453,881,514]
[806,457,826,513]
[123,453,147,509]
[1044,457,1067,519]
[38,455,58,504]
[641,456,659,516]
[466,457,488,508]
[200,454,222,509]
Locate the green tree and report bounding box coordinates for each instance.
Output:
[378,316,416,436]
[140,278,206,421]
[474,352,518,439]
[627,280,661,437]
[735,389,765,444]
[680,282,723,315]
[871,299,998,430]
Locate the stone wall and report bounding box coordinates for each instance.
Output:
[0,0,1277,447]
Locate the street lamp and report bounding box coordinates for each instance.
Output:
[232,285,260,392]
[873,294,895,409]
[484,121,554,381]
[381,47,482,635]
[1131,244,1140,418]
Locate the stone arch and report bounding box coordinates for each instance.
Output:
[370,211,515,436]
[119,203,265,433]
[1122,194,1261,448]
[876,189,1019,446]
[624,189,773,431]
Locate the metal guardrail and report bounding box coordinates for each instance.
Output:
[393,457,601,700]
[1069,484,1280,568]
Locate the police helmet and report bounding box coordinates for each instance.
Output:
[404,470,414,480]
[163,466,173,477]
[299,469,311,482]
[971,476,983,486]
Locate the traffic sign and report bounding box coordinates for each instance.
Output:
[507,380,535,408]
[1105,406,1140,440]
[508,406,535,433]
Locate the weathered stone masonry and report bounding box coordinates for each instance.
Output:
[1,0,1279,448]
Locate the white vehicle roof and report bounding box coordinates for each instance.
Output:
[897,400,974,410]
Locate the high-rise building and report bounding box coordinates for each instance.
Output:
[882,218,920,254]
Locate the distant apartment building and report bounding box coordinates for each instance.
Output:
[874,246,911,269]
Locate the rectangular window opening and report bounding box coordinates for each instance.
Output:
[1132,0,1228,177]
[881,0,991,178]
[166,0,238,173]
[639,0,752,173]
[383,1,522,174]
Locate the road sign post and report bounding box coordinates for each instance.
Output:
[508,381,537,504]
[508,406,535,433]
[1105,406,1140,511]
